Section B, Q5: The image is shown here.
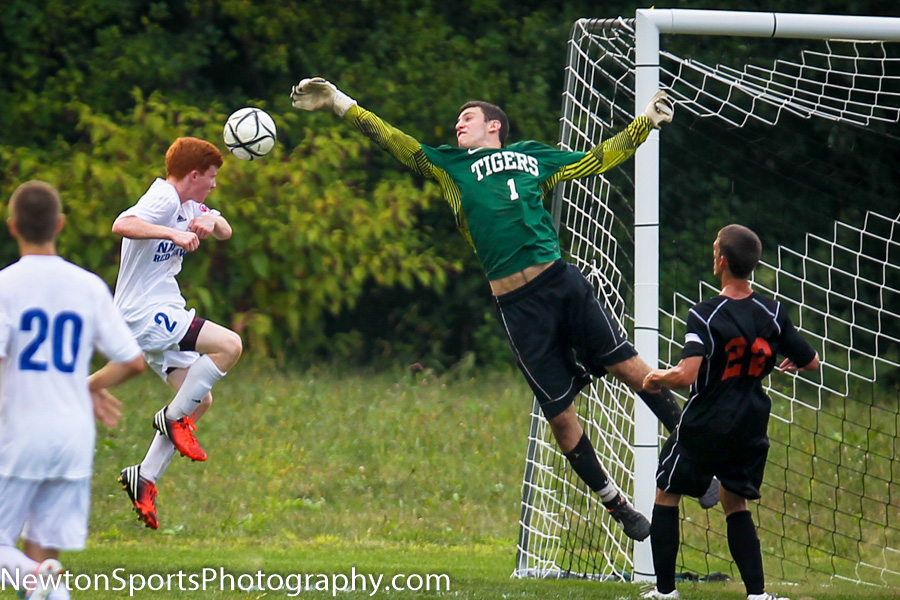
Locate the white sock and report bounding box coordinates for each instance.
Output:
[0,545,38,589]
[165,355,225,420]
[140,432,176,482]
[597,483,620,504]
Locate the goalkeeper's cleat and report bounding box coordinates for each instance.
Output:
[606,496,651,541]
[23,558,64,600]
[153,408,207,461]
[747,593,790,600]
[640,585,681,599]
[119,465,159,530]
[698,477,720,509]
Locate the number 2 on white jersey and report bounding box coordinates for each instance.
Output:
[506,178,520,201]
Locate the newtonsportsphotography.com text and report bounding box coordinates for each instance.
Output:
[1,566,451,597]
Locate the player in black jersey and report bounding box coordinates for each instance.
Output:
[291,77,711,541]
[640,225,820,600]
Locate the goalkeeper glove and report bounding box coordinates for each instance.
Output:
[642,90,675,128]
[290,77,357,117]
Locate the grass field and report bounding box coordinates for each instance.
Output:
[9,356,898,599]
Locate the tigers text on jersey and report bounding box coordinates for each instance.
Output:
[0,256,141,479]
[677,293,817,458]
[113,178,221,327]
[421,142,583,278]
[346,105,653,280]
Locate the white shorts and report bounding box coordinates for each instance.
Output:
[128,303,201,380]
[146,349,201,381]
[0,476,90,550]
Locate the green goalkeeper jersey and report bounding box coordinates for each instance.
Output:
[345,105,654,280]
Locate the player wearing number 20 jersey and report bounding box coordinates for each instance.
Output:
[677,293,817,459]
[0,256,140,480]
[0,180,142,581]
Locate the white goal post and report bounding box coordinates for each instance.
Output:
[517,9,900,587]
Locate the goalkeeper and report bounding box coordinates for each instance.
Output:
[292,78,695,540]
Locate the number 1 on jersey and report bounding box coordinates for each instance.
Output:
[506,178,520,201]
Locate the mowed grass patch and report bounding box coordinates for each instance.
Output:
[91,358,533,546]
[58,540,900,600]
[58,540,625,599]
[31,356,896,600]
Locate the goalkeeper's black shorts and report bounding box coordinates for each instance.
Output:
[494,259,636,420]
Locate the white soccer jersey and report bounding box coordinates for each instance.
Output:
[0,255,141,479]
[113,178,220,325]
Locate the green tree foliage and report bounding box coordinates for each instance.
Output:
[1,0,897,366]
[0,0,617,366]
[0,93,455,357]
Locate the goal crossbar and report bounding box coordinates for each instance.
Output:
[636,9,900,40]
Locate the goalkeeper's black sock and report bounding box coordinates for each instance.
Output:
[563,433,618,503]
[638,387,682,433]
[650,504,680,594]
[727,510,765,595]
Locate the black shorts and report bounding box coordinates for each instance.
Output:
[495,260,637,420]
[656,435,769,500]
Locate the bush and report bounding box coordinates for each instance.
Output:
[0,92,462,358]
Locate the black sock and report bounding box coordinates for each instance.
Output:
[563,434,615,501]
[727,510,765,595]
[637,387,682,433]
[650,504,680,594]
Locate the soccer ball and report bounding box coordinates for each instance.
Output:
[223,107,277,160]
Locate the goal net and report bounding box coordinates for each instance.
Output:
[516,10,900,587]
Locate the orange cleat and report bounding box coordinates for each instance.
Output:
[153,408,207,462]
[119,465,159,530]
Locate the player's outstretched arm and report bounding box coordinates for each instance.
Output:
[291,77,435,180]
[546,90,675,187]
[291,77,357,116]
[594,90,675,163]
